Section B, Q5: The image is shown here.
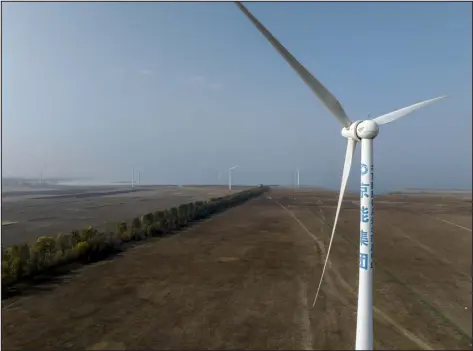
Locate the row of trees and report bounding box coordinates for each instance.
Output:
[2,186,269,288]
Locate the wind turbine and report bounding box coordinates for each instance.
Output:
[228,166,238,191]
[292,167,300,189]
[235,3,447,350]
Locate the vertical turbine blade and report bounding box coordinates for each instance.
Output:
[371,95,447,126]
[312,138,357,307]
[235,2,352,128]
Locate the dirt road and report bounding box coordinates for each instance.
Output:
[2,189,471,350]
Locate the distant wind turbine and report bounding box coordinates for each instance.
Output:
[228,166,238,191]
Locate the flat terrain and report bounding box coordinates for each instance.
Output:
[1,185,247,246]
[2,188,472,350]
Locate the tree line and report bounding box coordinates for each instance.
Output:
[2,186,270,290]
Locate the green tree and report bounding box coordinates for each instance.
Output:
[178,204,189,226]
[71,230,81,245]
[80,226,98,242]
[31,236,57,269]
[4,244,30,280]
[170,207,179,230]
[187,203,196,221]
[116,222,127,234]
[154,210,165,220]
[159,210,171,233]
[141,213,154,227]
[56,232,73,254]
[131,217,141,229]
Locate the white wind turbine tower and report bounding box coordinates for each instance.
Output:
[131,169,140,189]
[228,166,238,191]
[292,167,300,189]
[236,3,447,350]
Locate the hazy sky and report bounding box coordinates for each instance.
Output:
[2,2,472,191]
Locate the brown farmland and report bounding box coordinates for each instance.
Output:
[2,188,472,350]
[1,185,247,247]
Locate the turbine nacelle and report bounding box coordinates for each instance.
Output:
[341,120,379,141]
[357,120,379,139]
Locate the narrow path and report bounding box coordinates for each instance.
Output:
[283,190,471,349]
[429,215,472,232]
[273,198,435,350]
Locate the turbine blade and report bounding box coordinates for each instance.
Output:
[372,95,447,126]
[235,2,352,128]
[312,138,357,307]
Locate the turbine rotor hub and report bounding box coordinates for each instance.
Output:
[341,120,362,141]
[341,120,379,141]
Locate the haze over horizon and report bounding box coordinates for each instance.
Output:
[3,2,472,192]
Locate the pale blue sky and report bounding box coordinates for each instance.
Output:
[2,2,472,191]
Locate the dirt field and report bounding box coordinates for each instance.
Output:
[1,185,246,246]
[2,188,471,350]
